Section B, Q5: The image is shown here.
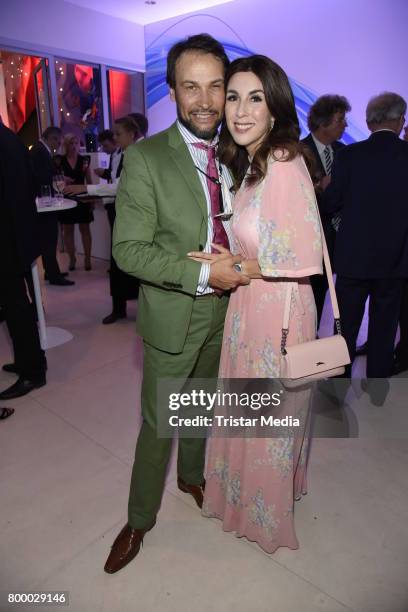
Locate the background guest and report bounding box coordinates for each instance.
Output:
[94,130,122,251]
[128,112,149,140]
[65,116,140,323]
[94,129,121,183]
[29,126,74,286]
[302,94,351,327]
[0,124,47,400]
[324,92,408,389]
[394,123,408,373]
[58,133,93,271]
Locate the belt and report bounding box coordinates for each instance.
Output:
[195,292,219,299]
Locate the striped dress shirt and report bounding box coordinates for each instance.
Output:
[177,121,234,295]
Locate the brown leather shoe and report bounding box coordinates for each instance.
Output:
[104,520,156,574]
[177,477,206,508]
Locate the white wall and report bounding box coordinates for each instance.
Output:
[145,0,408,136]
[1,0,145,71]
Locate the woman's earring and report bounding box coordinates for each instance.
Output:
[270,119,275,130]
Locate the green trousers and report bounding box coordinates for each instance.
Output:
[128,294,228,529]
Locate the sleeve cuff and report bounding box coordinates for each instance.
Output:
[259,263,323,278]
[196,263,211,294]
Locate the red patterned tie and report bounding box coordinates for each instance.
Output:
[193,143,230,252]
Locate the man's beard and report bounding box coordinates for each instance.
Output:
[177,107,221,141]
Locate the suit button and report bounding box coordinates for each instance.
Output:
[199,244,204,251]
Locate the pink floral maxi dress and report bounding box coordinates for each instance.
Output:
[202,155,323,553]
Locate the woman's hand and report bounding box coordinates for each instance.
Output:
[187,243,233,264]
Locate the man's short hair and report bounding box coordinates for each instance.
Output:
[166,33,229,89]
[98,129,115,143]
[42,126,62,140]
[307,95,351,132]
[128,113,148,137]
[114,115,140,138]
[366,92,407,125]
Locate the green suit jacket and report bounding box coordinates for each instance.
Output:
[113,122,210,354]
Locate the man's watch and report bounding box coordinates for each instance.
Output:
[233,263,243,273]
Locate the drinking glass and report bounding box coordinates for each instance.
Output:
[53,174,65,205]
[40,185,52,206]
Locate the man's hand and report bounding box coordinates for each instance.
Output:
[94,168,105,178]
[188,244,250,290]
[209,255,250,290]
[63,184,88,195]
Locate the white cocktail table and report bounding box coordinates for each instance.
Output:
[34,197,77,349]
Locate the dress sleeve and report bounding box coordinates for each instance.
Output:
[257,155,323,278]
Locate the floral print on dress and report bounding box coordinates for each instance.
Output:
[223,311,241,372]
[257,217,298,276]
[207,457,242,507]
[254,438,294,478]
[248,488,280,541]
[302,181,322,251]
[252,337,280,378]
[247,178,265,210]
[255,291,280,313]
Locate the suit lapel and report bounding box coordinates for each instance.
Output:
[167,123,208,219]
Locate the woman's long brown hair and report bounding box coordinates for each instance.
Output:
[218,55,314,189]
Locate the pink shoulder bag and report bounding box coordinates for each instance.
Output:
[279,212,350,388]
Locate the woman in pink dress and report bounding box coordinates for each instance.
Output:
[189,56,323,553]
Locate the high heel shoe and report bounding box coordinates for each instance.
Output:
[69,257,76,271]
[85,258,92,271]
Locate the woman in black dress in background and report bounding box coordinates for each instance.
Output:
[58,134,93,270]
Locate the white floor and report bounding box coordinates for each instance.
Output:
[1,256,407,612]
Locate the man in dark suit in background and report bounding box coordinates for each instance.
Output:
[393,121,408,373]
[302,94,351,328]
[30,126,74,286]
[95,129,122,185]
[324,92,408,385]
[0,124,47,400]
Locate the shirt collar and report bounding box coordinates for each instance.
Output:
[176,120,219,147]
[311,133,332,154]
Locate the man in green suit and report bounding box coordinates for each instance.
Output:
[104,34,248,574]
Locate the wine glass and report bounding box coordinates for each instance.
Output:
[53,174,65,204]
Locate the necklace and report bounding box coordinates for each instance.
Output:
[193,163,222,185]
